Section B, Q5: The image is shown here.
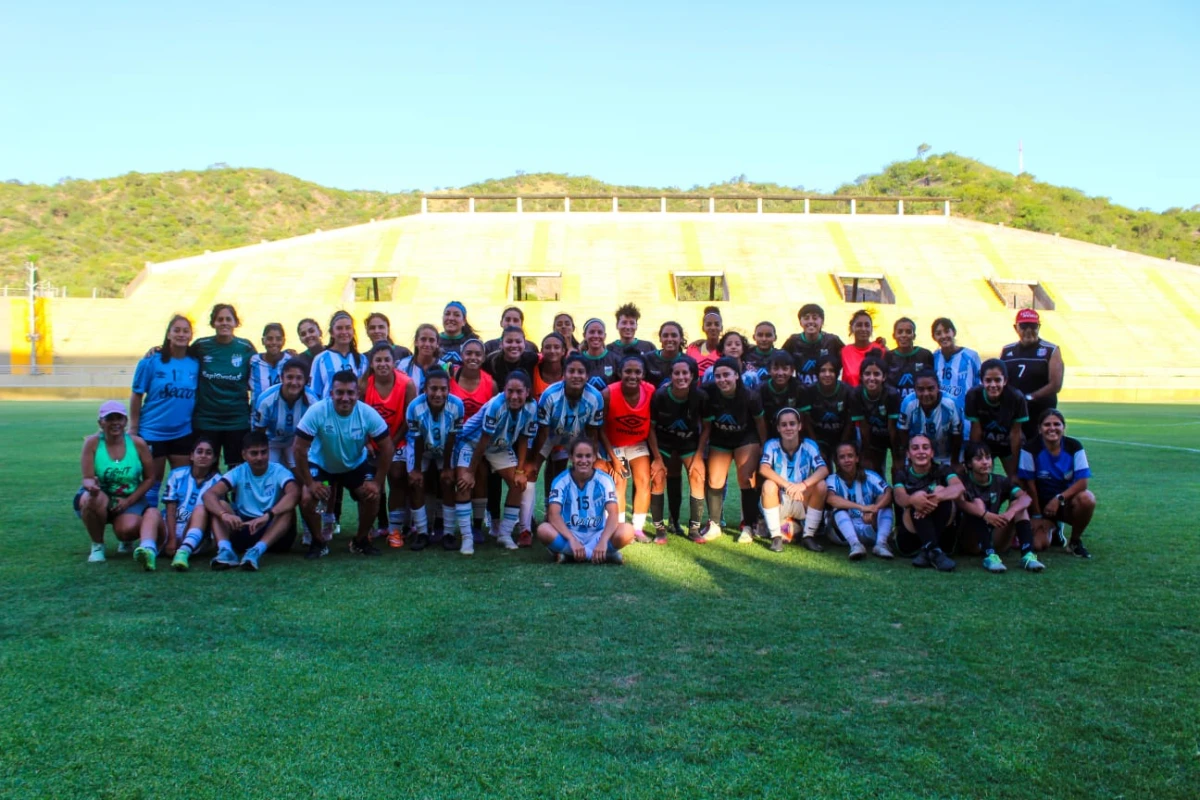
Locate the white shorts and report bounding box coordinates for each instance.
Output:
[609,442,650,463]
[455,442,519,471]
[776,495,808,522]
[269,442,296,469]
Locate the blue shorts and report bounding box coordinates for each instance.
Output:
[74,487,148,522]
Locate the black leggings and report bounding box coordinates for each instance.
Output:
[895,500,956,555]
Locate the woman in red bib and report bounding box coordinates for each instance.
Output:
[361,342,417,541]
[599,354,664,542]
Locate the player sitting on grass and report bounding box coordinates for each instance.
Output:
[824,441,894,560]
[202,431,300,571]
[163,437,223,571]
[758,407,829,553]
[77,400,158,565]
[1019,409,1097,558]
[892,434,964,572]
[955,441,1044,573]
[536,436,633,564]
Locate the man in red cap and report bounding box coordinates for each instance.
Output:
[1000,309,1064,442]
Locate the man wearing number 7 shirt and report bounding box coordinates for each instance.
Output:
[1000,309,1063,441]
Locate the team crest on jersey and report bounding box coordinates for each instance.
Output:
[1036,347,1047,357]
[231,354,244,367]
[603,365,613,376]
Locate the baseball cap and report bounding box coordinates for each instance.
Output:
[98,399,129,420]
[1015,309,1040,325]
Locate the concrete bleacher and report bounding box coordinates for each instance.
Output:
[6,210,1199,402]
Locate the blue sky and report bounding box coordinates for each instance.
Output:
[3,0,1197,210]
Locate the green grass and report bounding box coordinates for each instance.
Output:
[1,401,1197,799]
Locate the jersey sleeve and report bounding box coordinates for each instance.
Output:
[867,471,888,498]
[1017,448,1037,479]
[480,397,502,436]
[588,390,605,427]
[522,403,539,438]
[536,392,554,426]
[600,474,618,506]
[309,353,329,399]
[252,391,272,429]
[546,473,565,509]
[296,403,321,438]
[760,439,779,465]
[449,398,465,433]
[806,441,826,470]
[131,357,153,395]
[896,397,914,432]
[405,399,422,434]
[1072,447,1091,480]
[162,469,183,504]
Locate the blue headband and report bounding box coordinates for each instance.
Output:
[445,300,467,317]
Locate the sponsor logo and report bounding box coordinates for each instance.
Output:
[154,385,195,401]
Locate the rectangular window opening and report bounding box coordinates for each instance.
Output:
[988,280,1055,311]
[833,274,895,304]
[673,271,728,302]
[511,272,562,302]
[350,275,398,302]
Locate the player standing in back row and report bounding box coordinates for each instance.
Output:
[1000,309,1063,441]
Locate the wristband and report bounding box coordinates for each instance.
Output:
[1031,513,1043,519]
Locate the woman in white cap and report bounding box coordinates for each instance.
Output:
[76,400,158,566]
[1000,309,1063,441]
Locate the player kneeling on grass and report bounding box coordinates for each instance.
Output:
[1018,409,1096,558]
[202,432,300,571]
[955,441,1044,573]
[824,441,895,561]
[77,400,158,565]
[758,408,829,553]
[892,434,964,572]
[536,437,633,564]
[294,370,394,558]
[162,438,223,571]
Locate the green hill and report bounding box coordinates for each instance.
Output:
[2,155,1196,296]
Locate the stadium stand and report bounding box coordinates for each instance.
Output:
[4,208,1199,401]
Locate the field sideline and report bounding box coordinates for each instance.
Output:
[1,401,1197,799]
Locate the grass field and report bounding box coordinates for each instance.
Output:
[1,401,1197,799]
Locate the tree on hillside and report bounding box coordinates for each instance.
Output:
[917,143,931,160]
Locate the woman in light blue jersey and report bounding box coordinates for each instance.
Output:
[931,317,981,425]
[248,322,291,410]
[536,436,633,564]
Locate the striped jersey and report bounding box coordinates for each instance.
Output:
[760,438,826,483]
[162,465,224,528]
[547,470,619,549]
[249,353,292,409]
[898,394,963,465]
[537,381,605,440]
[824,470,890,520]
[253,384,319,448]
[932,347,981,415]
[459,393,538,449]
[405,394,466,458]
[309,349,368,399]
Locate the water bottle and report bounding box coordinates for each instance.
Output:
[316,481,334,541]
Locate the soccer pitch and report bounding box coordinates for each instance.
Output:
[1,401,1197,799]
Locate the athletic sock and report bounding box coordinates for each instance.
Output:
[978,522,995,556]
[138,538,158,554]
[705,486,724,528]
[1015,519,1034,555]
[632,513,647,531]
[520,489,535,531]
[548,534,571,556]
[472,498,487,529]
[667,478,683,523]
[876,508,894,543]
[834,511,862,547]
[499,506,520,539]
[412,506,429,536]
[650,492,665,525]
[740,488,759,527]
[388,508,409,531]
[803,506,824,538]
[455,503,473,537]
[247,541,268,559]
[218,540,235,556]
[763,505,782,538]
[180,528,203,554]
[689,496,705,527]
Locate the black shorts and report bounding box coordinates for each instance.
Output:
[657,436,698,460]
[893,499,958,556]
[146,434,195,460]
[194,428,250,468]
[709,428,760,453]
[310,462,375,494]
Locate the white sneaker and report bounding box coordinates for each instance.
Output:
[702,521,723,542]
[460,534,475,556]
[848,541,867,561]
[88,543,106,563]
[872,541,894,559]
[736,529,753,544]
[116,541,134,555]
[497,533,518,550]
